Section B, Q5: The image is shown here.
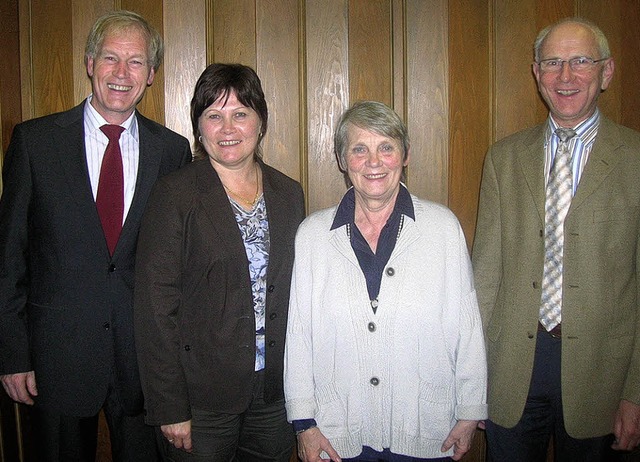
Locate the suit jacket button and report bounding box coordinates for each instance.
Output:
[268,285,275,293]
[103,322,110,330]
[268,340,276,347]
[108,264,116,272]
[184,345,191,351]
[269,313,277,320]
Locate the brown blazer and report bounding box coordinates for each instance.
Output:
[134,158,305,426]
[472,116,640,438]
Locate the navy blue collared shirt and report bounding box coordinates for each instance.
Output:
[331,184,415,305]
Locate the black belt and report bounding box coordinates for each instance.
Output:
[538,321,562,338]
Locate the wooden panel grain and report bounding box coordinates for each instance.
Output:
[448,0,491,248]
[391,0,404,117]
[494,0,541,141]
[163,0,206,142]
[405,0,448,205]
[122,0,166,124]
[31,0,75,118]
[348,0,392,105]
[210,0,256,66]
[619,0,640,131]
[256,0,302,181]
[305,0,350,213]
[0,0,21,153]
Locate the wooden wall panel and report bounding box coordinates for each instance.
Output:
[348,0,393,105]
[305,0,350,212]
[256,0,302,182]
[163,0,207,145]
[0,0,22,158]
[448,0,491,247]
[405,0,448,205]
[210,0,257,66]
[619,0,640,131]
[31,0,75,118]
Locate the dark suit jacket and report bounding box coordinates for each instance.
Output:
[472,116,640,438]
[134,158,305,426]
[0,101,191,416]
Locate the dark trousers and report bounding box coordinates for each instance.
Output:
[486,329,619,462]
[32,380,158,462]
[160,370,294,462]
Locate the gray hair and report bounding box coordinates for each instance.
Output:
[85,10,164,72]
[334,100,409,171]
[534,17,610,62]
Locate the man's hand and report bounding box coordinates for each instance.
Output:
[441,420,479,460]
[0,371,37,405]
[297,427,341,462]
[161,420,193,453]
[612,399,640,451]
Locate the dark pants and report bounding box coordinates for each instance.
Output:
[32,380,158,462]
[486,329,619,462]
[161,371,294,462]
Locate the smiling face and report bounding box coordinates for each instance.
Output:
[198,91,262,170]
[86,27,155,125]
[532,21,614,128]
[345,124,408,208]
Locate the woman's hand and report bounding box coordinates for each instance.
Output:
[297,427,341,462]
[440,420,479,460]
[161,420,193,453]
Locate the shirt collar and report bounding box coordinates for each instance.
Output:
[84,95,139,141]
[330,183,415,231]
[545,108,600,142]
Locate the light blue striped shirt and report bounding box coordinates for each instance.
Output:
[544,109,600,195]
[84,95,140,224]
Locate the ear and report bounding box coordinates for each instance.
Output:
[86,56,95,78]
[403,148,411,167]
[532,62,541,85]
[146,67,156,86]
[600,58,615,91]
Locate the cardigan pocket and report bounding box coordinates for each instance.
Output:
[417,381,455,440]
[315,381,360,435]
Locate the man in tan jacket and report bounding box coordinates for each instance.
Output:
[473,17,640,461]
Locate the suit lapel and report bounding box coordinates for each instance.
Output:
[569,118,621,212]
[516,125,546,222]
[55,103,109,252]
[116,113,163,256]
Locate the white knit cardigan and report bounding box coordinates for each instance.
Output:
[284,194,487,459]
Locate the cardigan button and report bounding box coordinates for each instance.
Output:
[370,377,380,386]
[367,322,376,332]
[385,267,395,276]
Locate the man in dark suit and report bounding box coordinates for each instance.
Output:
[473,17,640,461]
[0,10,191,461]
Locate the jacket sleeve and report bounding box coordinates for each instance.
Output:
[134,178,191,425]
[471,147,502,332]
[0,124,33,374]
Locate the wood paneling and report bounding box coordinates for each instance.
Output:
[4,1,640,461]
[405,0,448,204]
[305,0,349,211]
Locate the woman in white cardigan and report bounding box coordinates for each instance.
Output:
[284,101,487,462]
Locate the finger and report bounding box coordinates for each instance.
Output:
[26,372,38,397]
[183,434,193,452]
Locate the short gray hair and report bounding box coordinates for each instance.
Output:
[534,17,610,62]
[85,10,164,72]
[334,100,409,171]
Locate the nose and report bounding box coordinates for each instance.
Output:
[221,116,235,133]
[558,61,574,82]
[113,60,129,78]
[366,150,382,166]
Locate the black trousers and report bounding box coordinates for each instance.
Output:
[160,370,294,462]
[32,379,158,462]
[486,329,619,462]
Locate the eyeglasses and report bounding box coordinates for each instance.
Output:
[537,56,608,73]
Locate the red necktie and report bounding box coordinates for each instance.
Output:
[96,124,125,256]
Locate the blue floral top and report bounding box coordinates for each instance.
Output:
[229,194,270,371]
